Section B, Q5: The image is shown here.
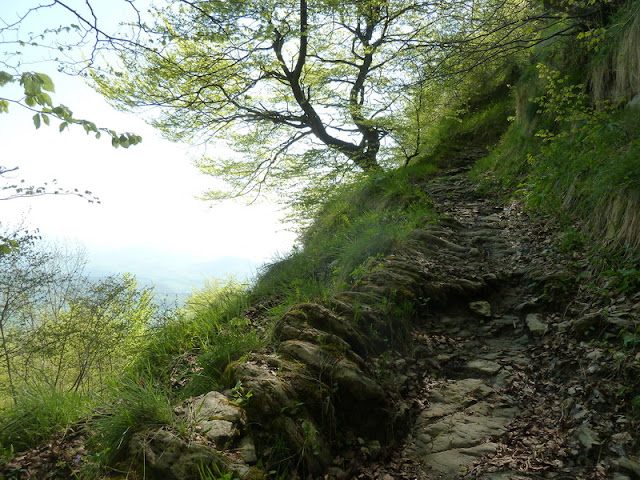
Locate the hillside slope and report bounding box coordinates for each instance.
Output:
[2,164,638,480]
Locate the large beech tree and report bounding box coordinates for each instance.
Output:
[93,0,481,198]
[93,0,594,200]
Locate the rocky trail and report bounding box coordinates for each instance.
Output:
[349,172,640,480]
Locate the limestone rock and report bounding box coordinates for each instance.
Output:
[226,360,299,417]
[279,303,368,355]
[129,429,229,480]
[464,359,502,376]
[236,435,258,464]
[190,391,245,446]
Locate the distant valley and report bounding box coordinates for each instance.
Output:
[87,246,263,302]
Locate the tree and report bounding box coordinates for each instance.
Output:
[93,0,596,203]
[0,228,56,403]
[92,0,452,199]
[0,228,155,401]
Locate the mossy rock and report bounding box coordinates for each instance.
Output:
[280,303,368,355]
[128,429,229,480]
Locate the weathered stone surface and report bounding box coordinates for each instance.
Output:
[406,377,518,478]
[277,340,385,404]
[410,230,468,252]
[226,360,299,417]
[464,359,502,376]
[189,391,245,446]
[571,312,604,337]
[278,340,333,371]
[280,303,368,355]
[470,300,492,318]
[236,435,258,464]
[270,415,332,473]
[525,313,548,336]
[332,358,385,403]
[129,429,229,480]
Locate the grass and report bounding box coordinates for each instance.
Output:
[131,279,264,397]
[4,2,640,472]
[87,378,174,467]
[0,385,92,454]
[251,163,440,316]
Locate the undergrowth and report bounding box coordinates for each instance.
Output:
[0,386,91,454]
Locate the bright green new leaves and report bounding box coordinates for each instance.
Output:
[20,72,54,108]
[94,0,453,204]
[0,70,141,148]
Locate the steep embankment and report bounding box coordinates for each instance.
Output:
[2,168,639,480]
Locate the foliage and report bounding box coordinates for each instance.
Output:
[133,279,262,396]
[0,70,141,148]
[0,385,91,453]
[198,463,240,480]
[92,0,574,204]
[87,379,174,466]
[0,230,155,404]
[472,0,640,255]
[252,163,438,314]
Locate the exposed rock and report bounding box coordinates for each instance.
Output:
[470,301,492,318]
[525,313,548,337]
[280,303,368,356]
[189,391,245,446]
[409,230,468,252]
[128,429,230,480]
[236,435,258,464]
[277,340,386,419]
[464,359,502,376]
[571,312,604,337]
[225,359,300,418]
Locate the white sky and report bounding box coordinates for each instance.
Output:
[0,2,297,272]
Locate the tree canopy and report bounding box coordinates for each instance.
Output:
[3,0,601,205]
[92,0,597,203]
[89,0,512,199]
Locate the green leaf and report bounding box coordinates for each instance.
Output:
[112,136,120,147]
[33,113,41,129]
[35,73,55,92]
[59,121,68,132]
[36,92,53,107]
[0,99,8,113]
[21,73,41,96]
[0,71,14,87]
[25,96,36,107]
[42,114,50,126]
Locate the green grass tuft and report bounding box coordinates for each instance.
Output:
[87,379,174,467]
[0,385,92,453]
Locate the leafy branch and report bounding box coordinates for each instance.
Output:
[0,70,142,148]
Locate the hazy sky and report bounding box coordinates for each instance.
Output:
[1,2,297,276]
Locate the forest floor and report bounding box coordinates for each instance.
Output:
[347,172,640,480]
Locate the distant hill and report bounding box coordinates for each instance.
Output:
[87,247,262,302]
